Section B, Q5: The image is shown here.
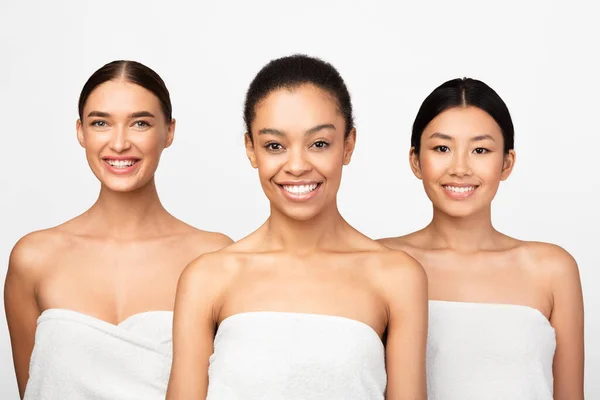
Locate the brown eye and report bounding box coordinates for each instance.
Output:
[312,141,329,149]
[265,143,283,151]
[474,148,489,154]
[434,145,449,153]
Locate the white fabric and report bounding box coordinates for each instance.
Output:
[207,311,387,399]
[24,308,173,400]
[427,300,556,400]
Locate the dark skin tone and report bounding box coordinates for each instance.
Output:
[167,84,428,400]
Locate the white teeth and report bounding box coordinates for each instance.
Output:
[282,183,318,195]
[444,185,476,193]
[106,159,137,168]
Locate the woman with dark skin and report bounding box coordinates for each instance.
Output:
[167,55,428,400]
[5,60,232,399]
[379,78,584,400]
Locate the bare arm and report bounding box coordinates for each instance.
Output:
[166,253,230,399]
[4,236,44,398]
[547,246,584,399]
[379,253,428,400]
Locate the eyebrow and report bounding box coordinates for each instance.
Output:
[258,124,336,136]
[86,111,156,119]
[428,132,495,141]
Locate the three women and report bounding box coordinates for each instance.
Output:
[5,57,584,399]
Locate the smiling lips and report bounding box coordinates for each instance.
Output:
[103,157,141,175]
[442,184,479,199]
[278,182,321,201]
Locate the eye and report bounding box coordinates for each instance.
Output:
[434,145,450,153]
[133,120,151,128]
[312,140,329,149]
[474,147,489,154]
[265,142,283,152]
[91,120,107,127]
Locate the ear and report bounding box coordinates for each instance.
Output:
[76,119,85,148]
[500,149,516,181]
[244,133,258,169]
[165,118,176,149]
[342,128,357,166]
[409,147,423,180]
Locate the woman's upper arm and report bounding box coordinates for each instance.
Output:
[380,253,428,400]
[4,235,43,398]
[166,254,229,400]
[547,246,584,400]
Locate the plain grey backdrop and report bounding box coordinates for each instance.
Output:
[1,0,598,398]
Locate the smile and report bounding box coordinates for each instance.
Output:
[103,159,140,169]
[277,182,322,201]
[282,183,319,195]
[442,185,478,193]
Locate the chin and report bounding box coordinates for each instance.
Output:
[273,204,323,221]
[435,202,487,219]
[100,178,149,193]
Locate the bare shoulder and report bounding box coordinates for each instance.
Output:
[177,249,241,296]
[365,248,428,291]
[7,228,71,283]
[519,241,580,282]
[363,249,428,321]
[179,224,233,253]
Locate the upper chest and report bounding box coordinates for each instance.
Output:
[406,248,552,314]
[37,237,202,303]
[221,254,388,333]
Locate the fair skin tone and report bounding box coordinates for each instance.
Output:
[166,84,428,400]
[378,106,584,400]
[4,79,232,398]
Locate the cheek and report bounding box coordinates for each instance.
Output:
[419,154,447,181]
[473,155,505,180]
[133,134,166,157]
[82,133,106,156]
[313,150,344,176]
[256,154,283,180]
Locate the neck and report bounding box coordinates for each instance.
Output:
[424,205,499,253]
[83,178,171,239]
[263,201,348,253]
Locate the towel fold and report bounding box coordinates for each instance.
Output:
[24,308,173,400]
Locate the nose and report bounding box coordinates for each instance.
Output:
[284,148,312,176]
[109,124,131,153]
[448,151,472,177]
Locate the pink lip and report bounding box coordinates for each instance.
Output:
[277,182,322,202]
[442,184,479,200]
[102,159,141,175]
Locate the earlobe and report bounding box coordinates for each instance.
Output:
[409,147,423,180]
[244,133,258,169]
[343,128,357,166]
[76,119,85,148]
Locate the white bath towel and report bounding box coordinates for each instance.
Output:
[207,311,387,399]
[427,300,556,400]
[24,308,173,400]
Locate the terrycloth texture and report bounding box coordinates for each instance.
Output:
[207,311,386,399]
[24,308,173,400]
[427,300,556,400]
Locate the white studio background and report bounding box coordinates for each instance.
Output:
[1,0,598,398]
